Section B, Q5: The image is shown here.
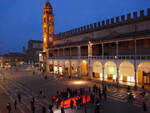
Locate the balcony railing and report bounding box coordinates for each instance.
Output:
[49,55,150,60]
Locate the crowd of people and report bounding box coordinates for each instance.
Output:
[5,70,149,113]
[6,83,108,113]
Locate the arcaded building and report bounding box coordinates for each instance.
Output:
[43,0,150,87]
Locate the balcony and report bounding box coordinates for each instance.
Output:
[49,55,150,60]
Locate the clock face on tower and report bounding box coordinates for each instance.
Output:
[49,37,53,42]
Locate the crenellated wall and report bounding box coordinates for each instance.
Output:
[53,9,150,47]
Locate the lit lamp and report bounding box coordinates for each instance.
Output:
[113,75,117,79]
[99,73,103,78]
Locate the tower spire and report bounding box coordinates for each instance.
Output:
[47,0,49,2]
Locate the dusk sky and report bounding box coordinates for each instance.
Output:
[0,0,150,54]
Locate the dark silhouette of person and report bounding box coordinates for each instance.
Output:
[70,100,74,109]
[14,99,17,110]
[17,93,21,103]
[42,106,46,113]
[6,103,11,113]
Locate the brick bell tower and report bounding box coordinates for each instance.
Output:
[42,0,54,71]
[43,0,54,53]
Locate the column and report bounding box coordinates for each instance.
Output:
[78,66,81,78]
[46,49,49,72]
[57,48,59,57]
[58,61,60,76]
[52,49,54,57]
[102,43,104,59]
[70,60,72,77]
[63,62,66,75]
[46,49,49,58]
[116,41,119,57]
[70,47,72,57]
[63,48,65,57]
[134,39,137,89]
[78,46,81,58]
[116,66,119,87]
[88,60,93,79]
[102,44,104,85]
[52,59,54,74]
[88,42,92,57]
[116,42,119,87]
[102,64,104,82]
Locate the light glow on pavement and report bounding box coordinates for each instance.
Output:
[72,80,88,85]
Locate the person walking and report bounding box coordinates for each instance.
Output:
[38,90,42,98]
[30,100,35,113]
[51,96,55,104]
[83,105,87,113]
[14,99,17,110]
[61,107,65,113]
[49,103,53,113]
[42,89,46,98]
[143,101,147,112]
[70,99,74,110]
[6,103,11,113]
[76,97,79,110]
[85,95,87,104]
[56,97,59,109]
[33,71,35,75]
[32,97,35,105]
[95,100,100,113]
[127,86,130,92]
[17,93,21,103]
[42,106,46,113]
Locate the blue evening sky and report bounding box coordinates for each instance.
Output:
[0,0,150,53]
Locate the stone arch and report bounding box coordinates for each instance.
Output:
[54,60,58,74]
[119,61,135,83]
[80,60,88,77]
[71,60,78,77]
[48,60,53,73]
[92,61,103,79]
[59,61,64,75]
[65,60,70,76]
[104,61,117,81]
[137,62,150,85]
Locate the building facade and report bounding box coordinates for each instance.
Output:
[1,52,25,68]
[43,1,150,87]
[26,40,43,64]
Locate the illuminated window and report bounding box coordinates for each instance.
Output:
[119,76,123,81]
[127,76,135,82]
[113,75,117,80]
[104,74,107,79]
[99,73,103,78]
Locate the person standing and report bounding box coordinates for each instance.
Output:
[143,101,147,112]
[30,100,35,113]
[32,97,35,105]
[17,93,21,103]
[49,103,53,113]
[42,89,46,98]
[61,107,65,113]
[42,106,46,113]
[83,105,87,113]
[33,71,35,75]
[51,96,55,104]
[76,97,79,110]
[14,99,17,110]
[6,103,11,113]
[70,100,74,110]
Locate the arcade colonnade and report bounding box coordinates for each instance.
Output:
[47,59,150,86]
